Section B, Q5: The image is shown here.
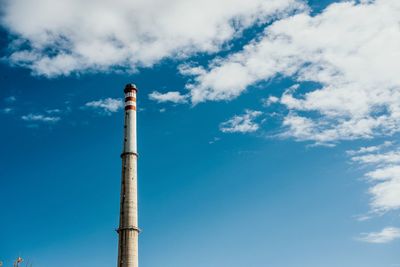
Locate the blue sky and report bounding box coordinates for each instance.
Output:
[1,0,400,266]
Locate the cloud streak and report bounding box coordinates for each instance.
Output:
[220,110,262,133]
[21,113,60,122]
[149,91,188,104]
[348,142,400,214]
[85,98,123,114]
[358,227,400,244]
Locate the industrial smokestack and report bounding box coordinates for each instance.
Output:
[117,83,139,267]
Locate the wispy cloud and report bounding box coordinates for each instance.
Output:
[220,110,262,133]
[1,108,14,114]
[358,227,400,244]
[347,142,400,214]
[21,113,60,123]
[46,109,61,114]
[365,165,400,213]
[351,151,400,166]
[347,141,393,156]
[209,137,220,144]
[2,96,17,114]
[85,98,123,114]
[4,96,16,103]
[263,96,280,107]
[149,91,188,104]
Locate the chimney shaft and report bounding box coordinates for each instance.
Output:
[117,83,139,267]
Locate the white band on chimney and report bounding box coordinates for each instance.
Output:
[125,101,136,107]
[125,92,136,97]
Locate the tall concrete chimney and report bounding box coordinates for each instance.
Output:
[117,83,139,267]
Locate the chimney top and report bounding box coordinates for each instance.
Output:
[124,83,138,93]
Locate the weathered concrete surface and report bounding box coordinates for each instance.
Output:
[117,84,139,267]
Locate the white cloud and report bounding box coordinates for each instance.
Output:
[21,113,60,122]
[1,0,305,76]
[149,91,188,104]
[348,142,400,214]
[264,96,280,106]
[366,166,400,213]
[220,109,262,133]
[358,227,400,244]
[184,0,400,143]
[85,98,123,114]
